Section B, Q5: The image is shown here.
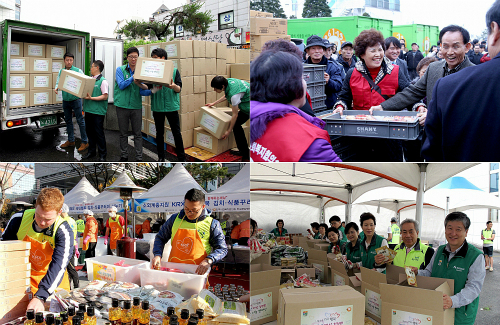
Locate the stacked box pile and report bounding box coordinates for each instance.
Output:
[249,10,290,61]
[9,42,66,108]
[138,40,250,157]
[0,240,32,325]
[303,64,327,115]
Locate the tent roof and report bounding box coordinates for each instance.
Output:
[210,164,249,196]
[434,176,482,191]
[64,177,99,206]
[91,172,141,204]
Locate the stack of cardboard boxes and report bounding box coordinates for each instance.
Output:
[139,39,250,158]
[250,10,290,61]
[0,240,31,325]
[9,42,66,108]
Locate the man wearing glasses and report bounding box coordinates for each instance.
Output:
[151,188,228,275]
[114,47,150,162]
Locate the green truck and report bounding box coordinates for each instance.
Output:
[0,19,123,131]
[392,24,440,56]
[287,16,393,50]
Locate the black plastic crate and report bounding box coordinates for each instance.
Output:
[314,107,332,117]
[311,95,327,110]
[322,111,422,140]
[303,64,326,84]
[307,81,325,98]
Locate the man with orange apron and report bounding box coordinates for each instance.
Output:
[1,188,73,313]
[142,217,152,234]
[152,188,227,275]
[82,209,98,271]
[104,206,125,255]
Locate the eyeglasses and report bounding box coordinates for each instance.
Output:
[127,55,139,60]
[185,207,202,214]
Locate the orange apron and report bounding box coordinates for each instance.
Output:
[82,216,98,251]
[168,216,208,265]
[109,216,124,250]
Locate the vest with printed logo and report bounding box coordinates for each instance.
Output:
[83,75,108,115]
[225,78,250,114]
[393,239,429,269]
[114,65,142,109]
[360,234,385,270]
[171,214,213,256]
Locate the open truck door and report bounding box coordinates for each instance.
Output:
[91,37,123,105]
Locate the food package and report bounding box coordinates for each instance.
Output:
[197,289,221,316]
[151,290,184,313]
[375,246,397,264]
[293,274,320,288]
[85,280,107,290]
[405,266,417,287]
[364,316,377,325]
[114,260,131,267]
[211,301,250,324]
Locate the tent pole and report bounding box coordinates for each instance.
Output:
[345,185,353,223]
[445,196,449,216]
[319,196,324,223]
[132,198,135,239]
[395,200,400,223]
[415,164,427,226]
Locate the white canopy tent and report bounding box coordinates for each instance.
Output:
[207,164,250,212]
[86,172,140,213]
[63,177,100,214]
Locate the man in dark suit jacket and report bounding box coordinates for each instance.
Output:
[422,1,500,161]
[384,37,411,82]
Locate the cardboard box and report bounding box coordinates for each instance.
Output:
[8,91,29,108]
[0,293,30,307]
[9,57,30,74]
[230,63,250,80]
[164,127,193,149]
[216,59,227,75]
[146,119,156,137]
[251,50,260,61]
[250,264,281,325]
[30,90,53,106]
[187,112,196,130]
[9,74,29,91]
[136,45,147,57]
[380,276,455,325]
[277,286,364,325]
[59,69,96,98]
[192,40,206,58]
[226,48,236,64]
[141,119,146,133]
[329,258,361,292]
[135,57,175,87]
[24,43,45,57]
[0,263,30,275]
[216,42,227,59]
[306,239,328,248]
[292,235,305,247]
[0,278,29,291]
[205,91,217,107]
[0,257,29,268]
[10,42,23,57]
[205,58,217,75]
[173,58,194,77]
[53,90,63,104]
[0,270,30,283]
[181,76,194,95]
[251,35,292,52]
[193,76,206,94]
[0,302,30,325]
[251,252,271,265]
[198,106,232,139]
[30,57,52,73]
[314,243,330,251]
[52,59,64,73]
[250,17,288,35]
[164,40,193,59]
[205,41,217,58]
[179,113,195,131]
[192,93,206,112]
[307,248,330,283]
[52,73,59,89]
[46,45,66,59]
[193,58,206,76]
[205,75,216,91]
[235,49,251,64]
[0,284,30,297]
[250,10,274,18]
[193,127,230,154]
[179,95,190,114]
[147,43,164,57]
[30,74,52,90]
[296,265,316,279]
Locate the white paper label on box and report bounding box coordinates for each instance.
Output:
[142,96,146,102]
[391,310,432,325]
[63,75,83,94]
[149,122,157,136]
[34,92,50,105]
[10,93,26,106]
[10,76,26,89]
[312,263,324,280]
[33,59,49,72]
[142,120,145,131]
[197,132,213,150]
[333,274,346,286]
[10,43,20,56]
[52,62,63,72]
[56,91,63,102]
[365,289,382,318]
[10,59,26,71]
[138,47,145,57]
[51,47,64,58]
[34,76,50,88]
[165,44,178,57]
[166,129,175,145]
[28,44,44,56]
[200,112,221,134]
[301,305,353,325]
[141,60,166,79]
[250,292,273,321]
[142,106,146,117]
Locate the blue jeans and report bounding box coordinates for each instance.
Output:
[63,99,88,143]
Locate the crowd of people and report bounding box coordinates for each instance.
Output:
[250,0,500,162]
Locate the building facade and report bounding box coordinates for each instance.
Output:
[0,0,20,21]
[0,163,35,200]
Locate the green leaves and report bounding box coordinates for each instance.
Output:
[250,0,287,19]
[302,0,332,18]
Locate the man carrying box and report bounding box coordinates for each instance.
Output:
[140,48,186,162]
[1,188,74,312]
[55,53,89,152]
[151,188,227,275]
[83,60,109,162]
[206,76,250,161]
[416,212,485,325]
[392,219,434,270]
[114,47,151,162]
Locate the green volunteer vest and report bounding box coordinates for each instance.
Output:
[151,68,180,112]
[270,228,288,237]
[60,66,82,102]
[171,214,213,256]
[83,75,108,116]
[224,78,250,114]
[360,233,385,270]
[483,229,493,245]
[76,219,85,233]
[63,215,78,242]
[313,232,321,239]
[393,239,429,269]
[388,224,401,244]
[114,65,142,109]
[16,209,65,248]
[431,242,482,325]
[346,239,362,264]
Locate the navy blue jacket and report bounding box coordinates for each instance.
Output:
[422,53,500,161]
[306,56,343,108]
[152,208,228,263]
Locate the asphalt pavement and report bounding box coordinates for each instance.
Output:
[475,254,500,324]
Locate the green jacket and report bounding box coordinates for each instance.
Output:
[225,78,250,114]
[346,238,362,264]
[360,233,385,270]
[114,64,142,109]
[150,68,180,112]
[270,228,288,237]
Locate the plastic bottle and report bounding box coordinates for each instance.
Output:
[86,307,96,325]
[76,312,86,325]
[179,310,189,325]
[132,297,141,325]
[195,310,205,325]
[162,307,175,325]
[169,322,178,325]
[55,317,63,325]
[35,313,44,325]
[78,304,88,324]
[25,310,35,325]
[188,314,198,324]
[45,314,55,325]
[68,306,76,325]
[121,300,133,325]
[72,316,81,325]
[187,320,197,325]
[60,312,69,325]
[169,316,178,325]
[109,298,122,325]
[138,301,150,325]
